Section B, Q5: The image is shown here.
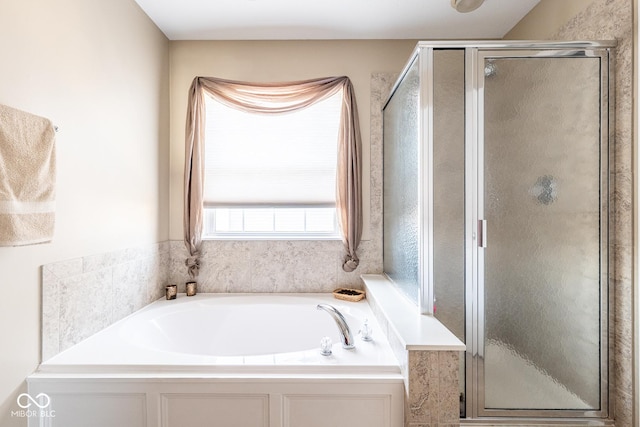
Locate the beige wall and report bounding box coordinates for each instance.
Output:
[504,0,594,39]
[169,40,417,242]
[0,0,169,425]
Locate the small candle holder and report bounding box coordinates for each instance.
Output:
[165,284,177,300]
[186,281,197,297]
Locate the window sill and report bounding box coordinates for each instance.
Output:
[202,235,342,241]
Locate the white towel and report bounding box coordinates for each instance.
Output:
[0,104,56,246]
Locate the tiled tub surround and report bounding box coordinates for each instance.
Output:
[167,239,383,294]
[41,242,169,361]
[363,274,465,427]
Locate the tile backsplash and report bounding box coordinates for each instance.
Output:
[41,242,169,361]
[167,238,381,294]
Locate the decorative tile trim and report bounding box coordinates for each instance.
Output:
[41,242,169,361]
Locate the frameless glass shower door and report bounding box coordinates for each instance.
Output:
[473,49,610,417]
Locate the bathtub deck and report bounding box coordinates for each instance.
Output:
[38,293,401,376]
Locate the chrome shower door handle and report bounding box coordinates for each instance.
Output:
[478,219,487,248]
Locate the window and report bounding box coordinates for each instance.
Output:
[202,89,343,238]
[184,75,362,273]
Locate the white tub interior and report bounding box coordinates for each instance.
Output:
[40,293,400,374]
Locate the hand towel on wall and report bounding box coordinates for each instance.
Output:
[0,104,56,246]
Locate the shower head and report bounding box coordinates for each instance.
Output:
[450,0,485,13]
[484,60,497,78]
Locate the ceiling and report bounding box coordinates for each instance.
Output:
[133,0,541,40]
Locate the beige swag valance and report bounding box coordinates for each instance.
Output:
[184,76,363,279]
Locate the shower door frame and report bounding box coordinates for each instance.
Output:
[464,45,614,420]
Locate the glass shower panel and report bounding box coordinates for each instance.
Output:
[433,50,465,340]
[482,56,602,410]
[383,59,421,305]
[432,49,466,413]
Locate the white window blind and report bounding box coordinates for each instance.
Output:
[203,90,343,207]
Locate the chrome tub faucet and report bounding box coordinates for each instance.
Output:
[316,303,355,349]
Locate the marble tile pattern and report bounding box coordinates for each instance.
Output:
[406,351,460,427]
[41,242,169,361]
[551,0,633,425]
[168,239,379,293]
[167,72,395,293]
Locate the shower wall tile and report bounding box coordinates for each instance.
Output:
[615,390,633,427]
[612,244,633,284]
[41,242,169,361]
[614,127,633,172]
[552,0,632,424]
[612,174,633,245]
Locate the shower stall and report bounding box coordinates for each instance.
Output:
[382,41,614,420]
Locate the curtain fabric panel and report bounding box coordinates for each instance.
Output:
[184,76,363,278]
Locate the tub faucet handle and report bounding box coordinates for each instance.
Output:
[320,336,333,356]
[360,318,373,342]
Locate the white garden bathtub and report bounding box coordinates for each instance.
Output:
[29,293,404,427]
[39,293,400,373]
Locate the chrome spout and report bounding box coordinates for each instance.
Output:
[316,303,355,349]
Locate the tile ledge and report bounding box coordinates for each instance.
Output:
[361,274,465,352]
